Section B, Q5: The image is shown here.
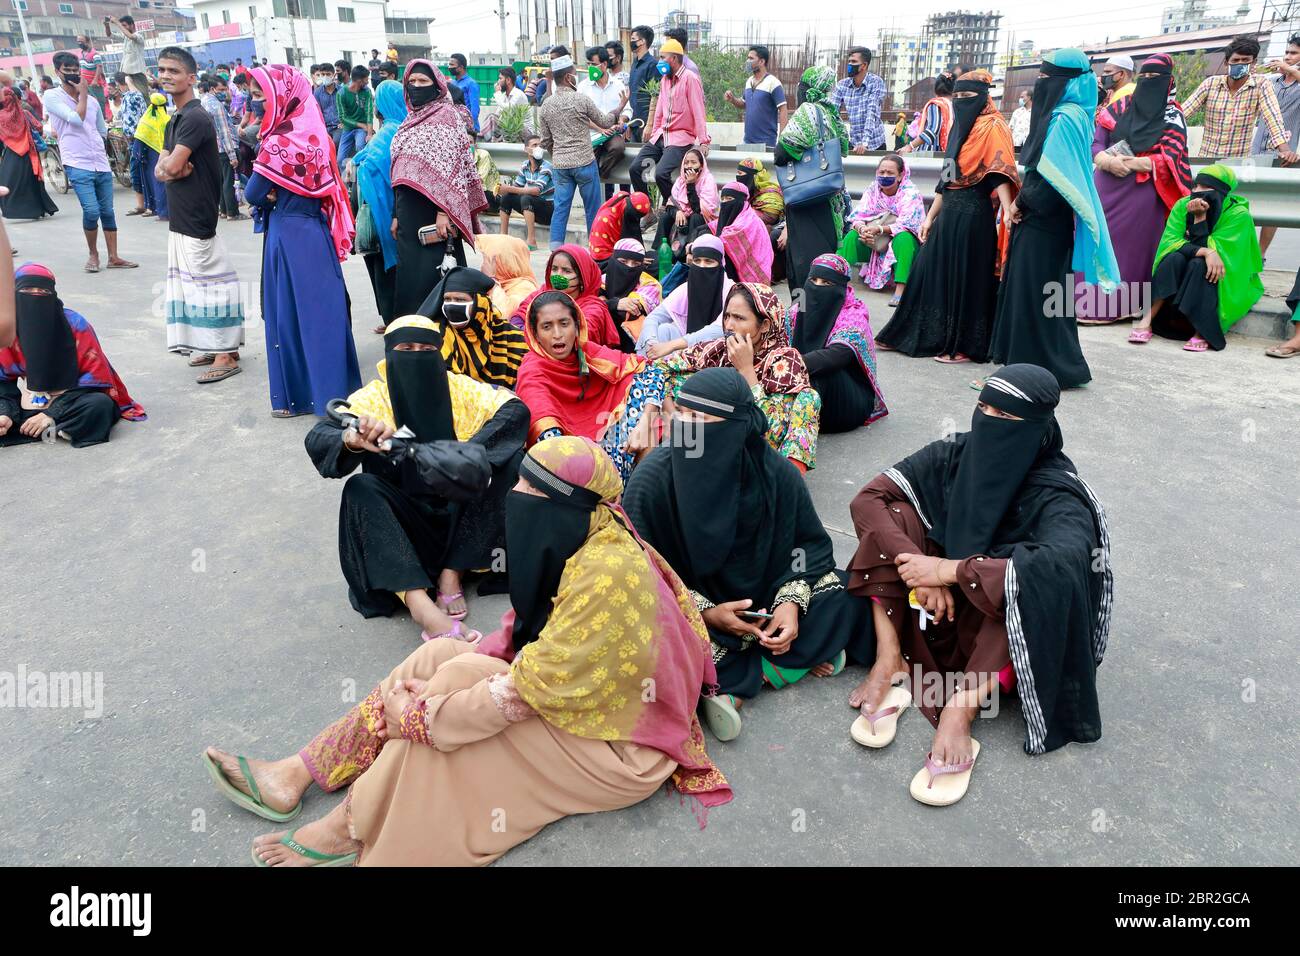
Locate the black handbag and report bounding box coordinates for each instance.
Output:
[782,107,845,208]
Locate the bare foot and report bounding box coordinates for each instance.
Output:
[106,257,139,269]
[204,746,312,813]
[810,660,837,677]
[436,569,467,617]
[929,706,976,766]
[252,801,359,866]
[848,653,907,710]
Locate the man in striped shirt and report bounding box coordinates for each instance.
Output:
[1182,35,1297,162]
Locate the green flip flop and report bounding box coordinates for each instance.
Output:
[203,752,302,823]
[700,694,742,742]
[251,829,357,868]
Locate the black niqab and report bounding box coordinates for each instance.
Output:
[505,451,600,651]
[714,185,746,232]
[15,272,79,393]
[944,78,990,180]
[791,261,848,354]
[604,251,644,298]
[1019,60,1084,168]
[684,247,725,333]
[384,323,456,441]
[1113,60,1172,155]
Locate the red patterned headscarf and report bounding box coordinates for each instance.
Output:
[674,282,810,395]
[248,64,355,261]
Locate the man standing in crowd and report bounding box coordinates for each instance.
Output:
[312,64,342,147]
[334,60,351,86]
[724,45,787,148]
[627,25,657,141]
[43,51,137,273]
[527,45,569,105]
[1183,35,1296,161]
[199,73,243,221]
[494,66,529,107]
[1253,33,1300,260]
[115,72,147,217]
[1011,88,1032,148]
[230,71,249,118]
[448,54,481,132]
[154,46,244,384]
[386,43,399,64]
[606,40,629,88]
[1100,55,1135,108]
[663,27,700,75]
[498,133,556,249]
[832,45,886,153]
[629,38,708,202]
[336,65,374,166]
[368,49,384,88]
[233,58,248,79]
[537,54,627,249]
[581,46,631,199]
[75,34,107,109]
[105,14,149,98]
[378,61,398,85]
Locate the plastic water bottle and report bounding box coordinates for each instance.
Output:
[657,239,671,280]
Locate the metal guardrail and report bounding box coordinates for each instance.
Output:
[480,142,1300,228]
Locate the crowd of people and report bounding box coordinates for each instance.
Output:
[3,25,1299,866]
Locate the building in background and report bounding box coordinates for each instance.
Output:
[919,10,1001,73]
[384,8,431,62]
[0,1,194,79]
[662,8,710,47]
[1161,0,1251,34]
[877,26,952,103]
[189,0,387,68]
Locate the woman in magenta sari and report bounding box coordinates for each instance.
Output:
[245,64,361,417]
[1075,54,1191,325]
[713,182,773,284]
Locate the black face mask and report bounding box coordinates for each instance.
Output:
[61,70,82,86]
[945,83,990,173]
[668,416,748,576]
[505,489,593,652]
[441,301,474,326]
[715,192,744,232]
[736,167,757,194]
[16,282,80,393]
[605,256,644,299]
[406,83,439,108]
[1020,62,1082,168]
[384,335,455,442]
[1114,67,1172,154]
[792,272,848,354]
[1100,74,1117,90]
[685,259,725,333]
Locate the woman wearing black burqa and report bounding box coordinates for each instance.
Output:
[304,317,528,641]
[875,69,1018,363]
[845,364,1112,807]
[623,367,875,743]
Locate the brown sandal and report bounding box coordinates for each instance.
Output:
[197,364,242,384]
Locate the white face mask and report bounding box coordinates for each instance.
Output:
[531,147,544,161]
[315,75,333,87]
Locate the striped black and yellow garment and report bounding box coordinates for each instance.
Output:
[418,267,528,389]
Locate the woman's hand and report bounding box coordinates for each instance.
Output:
[0,414,11,436]
[1004,199,1023,226]
[727,332,757,383]
[895,552,951,589]
[776,227,788,250]
[1186,197,1209,219]
[343,414,395,453]
[919,215,934,243]
[617,296,642,315]
[675,209,688,227]
[701,600,766,640]
[625,404,661,455]
[1124,156,1152,174]
[1202,247,1225,283]
[646,339,683,361]
[759,601,800,656]
[18,412,51,439]
[390,217,399,240]
[914,584,956,622]
[898,142,913,154]
[377,680,420,741]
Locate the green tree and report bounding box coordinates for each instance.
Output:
[1171,52,1210,127]
[690,44,750,122]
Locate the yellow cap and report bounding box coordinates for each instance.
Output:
[659,38,685,57]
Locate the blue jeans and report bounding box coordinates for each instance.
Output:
[336,128,367,166]
[549,159,602,248]
[66,167,117,232]
[128,138,146,194]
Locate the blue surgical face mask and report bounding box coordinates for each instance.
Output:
[1228,63,1250,80]
[657,60,671,77]
[745,60,757,74]
[876,175,897,188]
[846,62,860,76]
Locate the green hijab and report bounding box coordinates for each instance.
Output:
[1152,162,1263,329]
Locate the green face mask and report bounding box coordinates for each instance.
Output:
[549,273,571,290]
[588,65,602,82]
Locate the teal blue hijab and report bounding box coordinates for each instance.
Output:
[354,80,407,271]
[1034,48,1119,291]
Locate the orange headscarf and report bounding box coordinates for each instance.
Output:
[947,70,1020,192]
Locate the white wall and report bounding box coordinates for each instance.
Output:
[191,0,387,65]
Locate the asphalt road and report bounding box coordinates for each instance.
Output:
[1,187,1297,866]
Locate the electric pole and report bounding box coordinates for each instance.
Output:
[499,0,509,57]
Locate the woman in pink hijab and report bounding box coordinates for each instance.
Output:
[650,146,718,263]
[245,64,361,417]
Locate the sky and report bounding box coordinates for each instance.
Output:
[406,0,1275,57]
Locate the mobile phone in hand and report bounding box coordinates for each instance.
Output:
[739,610,773,621]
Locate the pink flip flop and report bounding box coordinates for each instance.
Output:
[1182,336,1209,353]
[850,685,912,748]
[420,621,481,643]
[909,739,981,806]
[436,590,468,621]
[1128,328,1153,345]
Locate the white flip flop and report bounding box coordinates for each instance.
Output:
[700,694,742,742]
[909,739,981,807]
[850,685,912,748]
